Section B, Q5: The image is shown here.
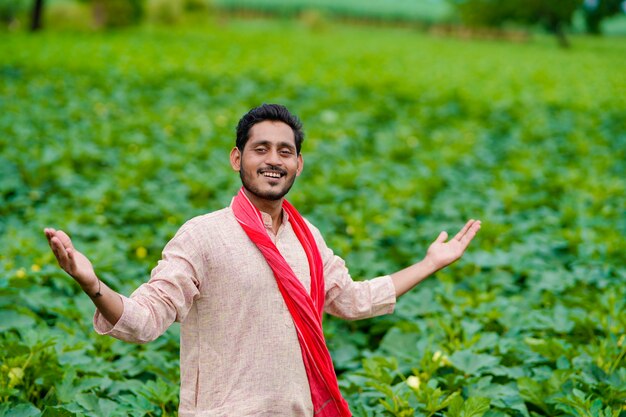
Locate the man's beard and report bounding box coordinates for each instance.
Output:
[239,164,297,202]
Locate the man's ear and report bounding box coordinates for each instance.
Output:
[296,153,304,177]
[230,147,241,171]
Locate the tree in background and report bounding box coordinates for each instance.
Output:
[30,0,43,30]
[18,0,145,30]
[452,0,583,47]
[582,0,625,33]
[90,0,144,28]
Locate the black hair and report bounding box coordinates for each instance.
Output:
[235,104,304,154]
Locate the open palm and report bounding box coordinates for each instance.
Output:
[425,219,481,271]
[44,228,98,290]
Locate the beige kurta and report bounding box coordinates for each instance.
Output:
[94,204,396,417]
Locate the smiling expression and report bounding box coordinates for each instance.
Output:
[230,120,303,202]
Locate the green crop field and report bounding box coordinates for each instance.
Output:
[1,18,625,417]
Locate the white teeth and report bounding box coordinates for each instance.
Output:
[262,172,281,178]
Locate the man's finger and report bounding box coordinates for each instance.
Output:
[54,230,75,250]
[48,233,60,258]
[454,219,475,241]
[460,221,481,248]
[50,236,70,266]
[44,228,56,248]
[435,231,448,244]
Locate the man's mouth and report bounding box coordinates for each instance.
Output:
[259,169,286,179]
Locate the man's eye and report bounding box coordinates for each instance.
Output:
[280,150,294,155]
[255,148,267,153]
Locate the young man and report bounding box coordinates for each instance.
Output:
[45,104,481,417]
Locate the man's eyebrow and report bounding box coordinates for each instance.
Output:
[250,140,296,150]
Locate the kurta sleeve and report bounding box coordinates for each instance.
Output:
[305,221,396,320]
[93,221,204,343]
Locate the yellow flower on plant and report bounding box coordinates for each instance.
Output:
[8,367,24,387]
[432,350,451,366]
[31,264,41,272]
[618,334,625,347]
[441,354,452,366]
[406,375,421,391]
[136,247,148,259]
[15,268,26,279]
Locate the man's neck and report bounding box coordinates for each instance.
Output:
[242,189,284,234]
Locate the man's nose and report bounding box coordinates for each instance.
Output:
[264,149,282,165]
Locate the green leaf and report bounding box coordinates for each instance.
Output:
[450,350,500,376]
[467,378,528,417]
[73,392,119,415]
[0,310,37,332]
[0,403,41,417]
[40,406,77,417]
[590,399,603,416]
[463,397,491,417]
[54,369,79,403]
[446,395,464,417]
[517,377,547,410]
[444,396,490,417]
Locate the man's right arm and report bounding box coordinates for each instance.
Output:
[45,228,124,325]
[45,225,202,343]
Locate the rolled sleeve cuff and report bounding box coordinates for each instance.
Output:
[369,275,397,316]
[93,295,142,341]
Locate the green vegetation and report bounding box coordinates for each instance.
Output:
[451,0,625,46]
[214,0,452,23]
[214,0,626,36]
[6,0,626,39]
[1,19,625,416]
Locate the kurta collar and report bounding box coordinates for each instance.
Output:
[229,198,289,231]
[260,207,289,230]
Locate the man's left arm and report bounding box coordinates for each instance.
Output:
[313,219,481,320]
[391,219,481,297]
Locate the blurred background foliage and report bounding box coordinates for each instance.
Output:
[1,0,626,39]
[1,0,626,416]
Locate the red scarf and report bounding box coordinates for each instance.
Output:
[232,188,351,417]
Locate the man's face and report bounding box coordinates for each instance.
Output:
[230,120,303,202]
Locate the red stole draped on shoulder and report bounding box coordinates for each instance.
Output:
[231,188,351,417]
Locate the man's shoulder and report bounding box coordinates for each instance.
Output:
[187,207,233,224]
[175,207,235,238]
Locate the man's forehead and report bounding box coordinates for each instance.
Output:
[249,121,296,147]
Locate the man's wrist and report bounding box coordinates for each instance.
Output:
[81,276,102,298]
[421,257,440,275]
